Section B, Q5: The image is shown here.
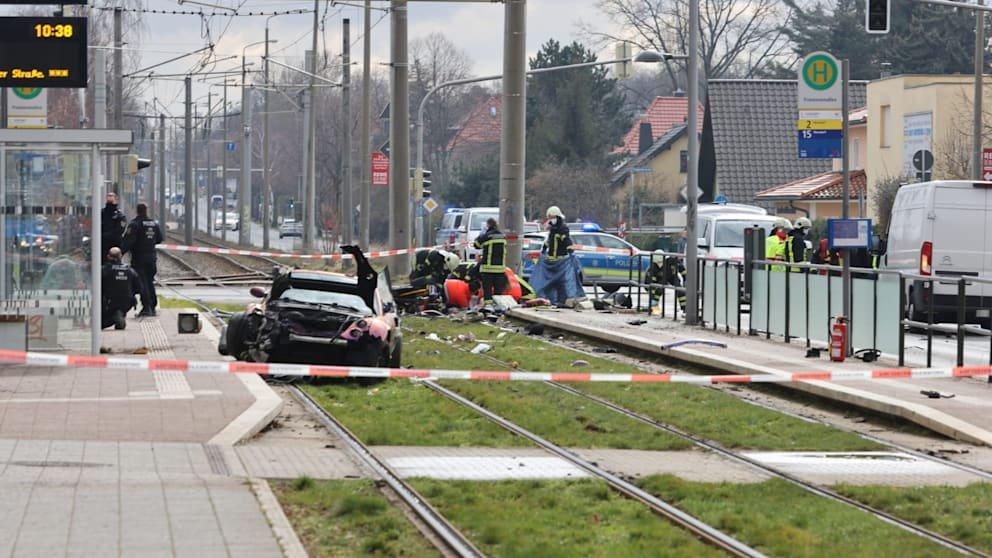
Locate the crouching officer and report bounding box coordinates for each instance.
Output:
[102,247,142,330]
[646,253,686,310]
[410,248,460,288]
[473,218,507,306]
[124,203,164,316]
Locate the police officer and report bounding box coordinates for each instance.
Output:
[473,217,507,306]
[123,203,164,316]
[543,206,573,261]
[765,217,791,272]
[410,248,460,287]
[100,192,127,262]
[786,217,812,271]
[102,247,142,329]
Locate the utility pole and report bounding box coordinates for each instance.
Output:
[841,59,853,356]
[684,0,700,325]
[222,82,229,240]
[114,7,123,203]
[184,76,194,247]
[974,8,985,180]
[240,86,252,246]
[304,0,319,252]
[206,90,213,238]
[159,114,166,222]
[149,129,156,216]
[389,1,411,275]
[359,0,372,250]
[342,18,354,246]
[499,0,526,270]
[263,28,272,249]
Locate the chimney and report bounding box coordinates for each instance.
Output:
[638,122,653,154]
[673,88,686,98]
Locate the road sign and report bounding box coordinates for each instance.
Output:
[798,51,842,111]
[371,151,389,186]
[679,185,702,201]
[797,118,842,130]
[0,17,88,88]
[984,148,992,181]
[912,149,934,181]
[6,87,46,128]
[828,218,872,249]
[422,198,438,213]
[798,130,843,159]
[225,142,236,152]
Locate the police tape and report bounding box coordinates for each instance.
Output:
[0,348,988,384]
[156,241,468,261]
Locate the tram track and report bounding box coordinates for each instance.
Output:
[285,384,486,558]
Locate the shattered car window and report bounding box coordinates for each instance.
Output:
[277,288,372,314]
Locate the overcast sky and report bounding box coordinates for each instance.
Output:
[2,1,624,116]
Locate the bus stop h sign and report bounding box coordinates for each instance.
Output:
[798,51,841,111]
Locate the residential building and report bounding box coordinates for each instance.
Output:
[445,95,501,166]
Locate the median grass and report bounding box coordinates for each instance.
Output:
[409,479,720,558]
[406,316,879,452]
[157,296,245,314]
[836,483,992,554]
[272,478,439,557]
[637,476,959,558]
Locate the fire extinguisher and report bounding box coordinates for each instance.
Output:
[830,316,847,362]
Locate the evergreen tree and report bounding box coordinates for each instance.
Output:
[525,40,630,173]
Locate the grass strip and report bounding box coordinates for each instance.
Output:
[157,296,245,314]
[836,483,992,554]
[409,478,721,558]
[272,477,439,557]
[406,316,879,452]
[637,476,958,558]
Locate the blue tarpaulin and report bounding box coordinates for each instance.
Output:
[529,254,584,306]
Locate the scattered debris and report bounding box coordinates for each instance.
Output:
[525,323,545,336]
[497,332,507,339]
[805,348,822,358]
[627,319,647,326]
[920,390,955,399]
[425,333,441,342]
[570,359,589,367]
[471,343,492,354]
[132,347,149,355]
[456,332,477,343]
[593,347,617,354]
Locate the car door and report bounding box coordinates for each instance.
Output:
[571,233,605,279]
[594,234,634,279]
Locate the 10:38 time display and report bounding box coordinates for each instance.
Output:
[34,23,73,38]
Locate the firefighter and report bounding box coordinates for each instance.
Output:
[646,252,686,310]
[765,217,791,272]
[472,217,507,306]
[543,206,573,261]
[123,203,164,317]
[101,247,142,329]
[786,217,812,271]
[410,248,460,287]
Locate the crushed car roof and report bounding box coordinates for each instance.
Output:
[288,269,358,285]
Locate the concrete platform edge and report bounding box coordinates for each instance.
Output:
[508,309,992,446]
[250,478,309,558]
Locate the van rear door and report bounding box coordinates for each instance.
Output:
[931,182,986,296]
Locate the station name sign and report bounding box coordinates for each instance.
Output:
[0,17,88,88]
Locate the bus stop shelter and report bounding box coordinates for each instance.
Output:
[0,129,133,355]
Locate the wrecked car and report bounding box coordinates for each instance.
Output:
[219,245,401,367]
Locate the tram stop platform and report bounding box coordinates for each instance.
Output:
[0,308,289,557]
[508,307,992,447]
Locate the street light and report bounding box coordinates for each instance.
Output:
[238,39,277,246]
[413,50,678,246]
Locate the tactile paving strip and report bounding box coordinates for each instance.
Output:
[141,319,194,399]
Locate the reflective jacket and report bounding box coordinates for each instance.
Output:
[473,226,506,273]
[543,220,572,260]
[411,249,447,284]
[785,229,808,272]
[765,235,786,272]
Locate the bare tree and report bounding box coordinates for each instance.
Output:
[527,162,613,223]
[585,0,792,85]
[871,176,903,236]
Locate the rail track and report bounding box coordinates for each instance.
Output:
[462,325,990,557]
[158,232,272,286]
[286,385,485,558]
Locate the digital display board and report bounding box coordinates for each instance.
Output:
[0,17,88,88]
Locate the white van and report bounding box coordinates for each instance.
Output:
[697,212,784,260]
[884,180,992,323]
[456,207,500,260]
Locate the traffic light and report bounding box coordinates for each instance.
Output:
[125,154,152,174]
[411,168,433,198]
[421,169,432,198]
[865,0,889,34]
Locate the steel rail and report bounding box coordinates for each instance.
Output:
[422,380,766,558]
[286,385,485,558]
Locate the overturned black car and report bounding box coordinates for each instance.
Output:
[219,245,402,366]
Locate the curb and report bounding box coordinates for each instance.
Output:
[250,478,308,558]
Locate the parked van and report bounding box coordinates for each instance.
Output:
[697,212,784,260]
[884,180,992,324]
[456,207,500,260]
[434,208,464,248]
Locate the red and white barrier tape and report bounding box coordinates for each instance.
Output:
[0,349,988,384]
[156,241,467,261]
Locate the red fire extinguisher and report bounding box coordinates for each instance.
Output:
[830,316,847,362]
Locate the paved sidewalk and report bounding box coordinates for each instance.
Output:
[0,309,286,557]
[509,307,992,446]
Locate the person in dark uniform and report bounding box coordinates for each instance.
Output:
[100,192,127,263]
[472,218,507,306]
[645,252,686,311]
[102,247,142,329]
[410,248,460,288]
[123,203,164,316]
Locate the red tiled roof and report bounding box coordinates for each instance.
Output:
[755,169,867,200]
[849,106,867,124]
[614,96,704,154]
[446,96,501,152]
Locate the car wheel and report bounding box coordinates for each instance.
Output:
[388,341,402,368]
[348,341,388,385]
[599,283,621,294]
[226,312,249,360]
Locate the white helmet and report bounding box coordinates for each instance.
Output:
[794,217,812,230]
[443,251,461,272]
[546,206,565,220]
[774,217,793,231]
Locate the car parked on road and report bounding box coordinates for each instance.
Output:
[696,212,783,261]
[214,212,239,231]
[434,208,464,248]
[278,218,303,238]
[522,231,649,293]
[219,246,402,367]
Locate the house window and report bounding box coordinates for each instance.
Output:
[679,150,688,173]
[880,105,891,147]
[851,137,862,170]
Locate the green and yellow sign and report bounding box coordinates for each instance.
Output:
[797,51,842,111]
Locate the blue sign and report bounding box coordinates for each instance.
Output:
[827,218,872,249]
[714,194,728,204]
[798,130,842,159]
[226,142,236,152]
